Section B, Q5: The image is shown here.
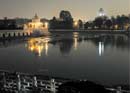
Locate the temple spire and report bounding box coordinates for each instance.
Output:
[34,13,39,19]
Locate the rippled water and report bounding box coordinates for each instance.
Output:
[0,32,129,85]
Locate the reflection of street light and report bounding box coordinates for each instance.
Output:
[73,32,79,50]
[45,42,49,56]
[73,32,79,38]
[99,42,104,56]
[74,38,78,50]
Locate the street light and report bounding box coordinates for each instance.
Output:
[74,21,78,27]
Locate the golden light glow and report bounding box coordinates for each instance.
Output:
[124,24,129,30]
[24,14,49,32]
[45,22,49,29]
[27,22,43,30]
[73,21,78,27]
[27,38,50,56]
[73,32,79,38]
[73,32,79,50]
[114,25,118,30]
[74,38,78,50]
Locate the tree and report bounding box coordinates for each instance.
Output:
[116,15,129,29]
[49,10,74,29]
[78,19,83,29]
[94,17,104,29]
[84,21,94,29]
[111,16,116,29]
[105,19,112,29]
[59,10,73,22]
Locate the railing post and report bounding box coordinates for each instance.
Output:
[116,86,122,93]
[17,74,21,91]
[33,76,37,87]
[50,79,56,93]
[2,72,6,88]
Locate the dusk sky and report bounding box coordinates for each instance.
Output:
[0,0,130,20]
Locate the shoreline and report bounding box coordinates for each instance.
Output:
[49,29,129,34]
[0,29,129,32]
[0,30,129,40]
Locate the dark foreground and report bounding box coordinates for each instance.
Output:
[0,71,129,93]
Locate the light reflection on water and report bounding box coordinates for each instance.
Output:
[98,42,104,56]
[0,32,129,85]
[26,37,50,56]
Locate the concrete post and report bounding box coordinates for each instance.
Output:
[116,86,122,93]
[2,72,6,88]
[33,76,37,87]
[50,79,56,93]
[17,74,21,91]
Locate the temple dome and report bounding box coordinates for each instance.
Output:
[32,14,40,22]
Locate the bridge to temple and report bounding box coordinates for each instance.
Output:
[0,30,32,39]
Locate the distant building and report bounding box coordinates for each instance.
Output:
[98,8,106,17]
[24,14,43,30]
[15,18,30,29]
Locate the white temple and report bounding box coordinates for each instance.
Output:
[98,8,106,17]
[24,14,48,32]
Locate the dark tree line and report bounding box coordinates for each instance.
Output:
[84,14,130,30]
[0,18,17,30]
[49,10,74,29]
[0,17,31,30]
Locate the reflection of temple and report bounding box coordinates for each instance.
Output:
[59,39,73,55]
[24,14,48,32]
[27,38,50,56]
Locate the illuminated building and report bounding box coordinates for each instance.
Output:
[24,14,48,33]
[98,8,106,17]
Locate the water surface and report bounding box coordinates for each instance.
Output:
[0,32,129,86]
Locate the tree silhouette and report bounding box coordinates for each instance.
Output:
[94,17,104,29]
[105,19,112,29]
